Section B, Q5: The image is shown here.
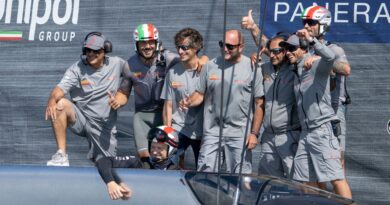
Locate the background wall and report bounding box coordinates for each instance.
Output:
[0,0,389,204]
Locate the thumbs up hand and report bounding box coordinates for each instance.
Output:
[241,9,256,30]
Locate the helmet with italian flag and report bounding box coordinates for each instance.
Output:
[301,6,331,36]
[133,23,159,42]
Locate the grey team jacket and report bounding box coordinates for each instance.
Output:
[262,62,300,134]
[293,38,337,130]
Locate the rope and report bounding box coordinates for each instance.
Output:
[232,0,269,204]
[216,0,228,203]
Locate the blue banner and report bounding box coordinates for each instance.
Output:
[259,0,390,43]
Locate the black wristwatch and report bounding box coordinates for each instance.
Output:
[308,37,316,46]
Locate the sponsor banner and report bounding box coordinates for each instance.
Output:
[259,0,390,43]
[0,0,79,42]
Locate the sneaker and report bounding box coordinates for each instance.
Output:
[47,150,69,166]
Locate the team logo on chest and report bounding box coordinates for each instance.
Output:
[81,79,91,86]
[133,72,143,78]
[171,81,183,88]
[209,74,220,80]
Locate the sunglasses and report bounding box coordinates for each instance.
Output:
[286,46,298,53]
[219,41,240,50]
[176,45,192,51]
[85,48,102,54]
[302,19,319,26]
[269,48,284,55]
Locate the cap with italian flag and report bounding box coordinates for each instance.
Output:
[0,31,23,41]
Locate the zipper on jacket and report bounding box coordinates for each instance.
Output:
[269,73,279,133]
[316,93,323,115]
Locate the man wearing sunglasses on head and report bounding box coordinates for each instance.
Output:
[258,32,300,179]
[45,32,132,167]
[180,29,265,174]
[279,31,352,198]
[160,28,207,169]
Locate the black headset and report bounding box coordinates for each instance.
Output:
[81,32,113,54]
[298,38,309,51]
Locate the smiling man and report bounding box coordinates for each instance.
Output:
[113,24,181,165]
[46,32,131,167]
[160,28,206,169]
[280,32,351,198]
[258,32,300,179]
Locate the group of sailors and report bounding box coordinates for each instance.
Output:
[44,5,352,200]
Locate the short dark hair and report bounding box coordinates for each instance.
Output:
[174,28,203,52]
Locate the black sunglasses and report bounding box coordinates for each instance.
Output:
[219,41,240,50]
[302,19,319,26]
[269,48,284,55]
[85,48,102,54]
[286,46,298,53]
[176,45,192,51]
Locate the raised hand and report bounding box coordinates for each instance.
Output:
[241,9,256,30]
[296,29,311,41]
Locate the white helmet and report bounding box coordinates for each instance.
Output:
[133,23,160,52]
[301,6,332,36]
[148,126,179,157]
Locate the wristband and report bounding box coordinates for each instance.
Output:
[250,130,259,138]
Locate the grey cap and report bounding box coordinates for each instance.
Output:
[84,35,104,50]
[279,34,300,47]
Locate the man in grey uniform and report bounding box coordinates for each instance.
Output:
[301,6,351,169]
[180,29,264,173]
[46,32,131,166]
[161,28,205,169]
[259,33,300,179]
[115,24,180,163]
[280,31,352,198]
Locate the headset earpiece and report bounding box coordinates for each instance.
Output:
[299,38,309,51]
[266,40,271,50]
[80,54,88,65]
